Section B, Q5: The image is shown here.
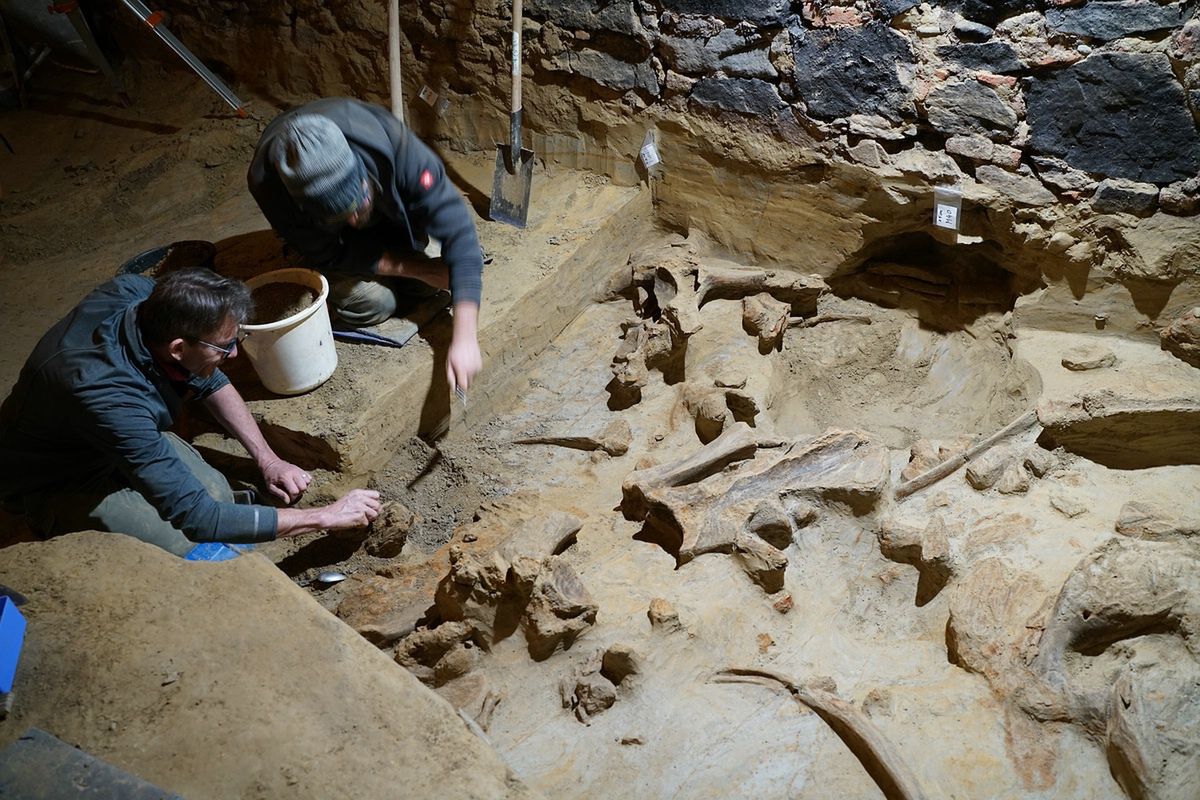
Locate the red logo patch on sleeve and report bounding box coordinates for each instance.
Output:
[419,169,434,190]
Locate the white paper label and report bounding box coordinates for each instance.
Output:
[418,85,438,105]
[934,203,959,230]
[640,141,661,169]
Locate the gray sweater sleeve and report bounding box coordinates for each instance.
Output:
[391,130,484,307]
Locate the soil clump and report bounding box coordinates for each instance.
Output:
[249,281,318,324]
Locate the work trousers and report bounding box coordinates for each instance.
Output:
[21,432,234,557]
[326,274,443,328]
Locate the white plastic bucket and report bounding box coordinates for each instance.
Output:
[241,268,337,395]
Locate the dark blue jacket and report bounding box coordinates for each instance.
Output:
[0,276,278,543]
[247,97,484,307]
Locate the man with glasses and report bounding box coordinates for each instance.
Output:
[247,97,485,396]
[0,268,381,556]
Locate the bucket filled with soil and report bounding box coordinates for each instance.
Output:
[241,268,336,395]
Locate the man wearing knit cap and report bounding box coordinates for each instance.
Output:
[248,97,484,393]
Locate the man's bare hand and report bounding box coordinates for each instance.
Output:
[323,489,382,530]
[260,458,312,504]
[274,489,383,539]
[447,335,482,392]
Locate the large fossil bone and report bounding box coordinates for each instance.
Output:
[696,264,826,314]
[624,426,887,564]
[1030,537,1200,690]
[712,667,930,800]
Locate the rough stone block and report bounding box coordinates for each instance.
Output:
[1027,53,1200,184]
[1161,307,1200,368]
[789,22,915,122]
[691,77,783,115]
[937,42,1023,73]
[925,79,1017,137]
[1061,344,1117,371]
[1092,178,1159,215]
[1116,501,1200,541]
[1046,1,1184,42]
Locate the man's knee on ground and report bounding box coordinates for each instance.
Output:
[328,277,397,328]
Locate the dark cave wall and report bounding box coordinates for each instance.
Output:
[102,1,1200,340]
[126,0,1200,213]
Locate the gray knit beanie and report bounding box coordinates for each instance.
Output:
[274,114,367,220]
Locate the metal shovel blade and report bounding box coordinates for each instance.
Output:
[490,144,534,228]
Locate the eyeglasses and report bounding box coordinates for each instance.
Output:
[196,332,247,359]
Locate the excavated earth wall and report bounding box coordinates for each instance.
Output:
[4,2,1200,799]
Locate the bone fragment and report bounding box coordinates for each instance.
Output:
[742,293,790,350]
[653,264,704,336]
[631,429,888,563]
[621,422,763,521]
[1030,537,1200,691]
[513,419,633,456]
[788,313,873,328]
[712,667,930,800]
[895,410,1039,500]
[696,265,827,314]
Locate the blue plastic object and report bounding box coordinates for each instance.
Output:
[0,597,27,694]
[184,542,254,562]
[117,240,216,277]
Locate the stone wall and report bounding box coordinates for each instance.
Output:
[110,1,1200,335]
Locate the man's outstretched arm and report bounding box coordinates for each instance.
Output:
[202,383,311,503]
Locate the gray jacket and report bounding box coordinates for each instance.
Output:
[0,276,278,543]
[248,97,484,307]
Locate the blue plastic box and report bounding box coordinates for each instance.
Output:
[0,597,27,694]
[184,542,254,562]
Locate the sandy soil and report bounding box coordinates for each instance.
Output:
[4,56,1200,800]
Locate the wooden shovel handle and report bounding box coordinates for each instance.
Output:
[509,0,522,118]
[388,0,403,123]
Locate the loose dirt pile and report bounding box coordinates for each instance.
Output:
[249,281,318,324]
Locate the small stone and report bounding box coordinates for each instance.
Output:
[953,20,994,40]
[1050,488,1088,518]
[573,673,616,719]
[756,632,775,653]
[1047,231,1075,254]
[648,597,683,632]
[1160,177,1200,215]
[847,139,887,168]
[601,644,641,686]
[1022,447,1058,478]
[996,463,1030,495]
[1061,344,1117,371]
[965,446,1011,490]
[917,23,942,36]
[772,593,794,614]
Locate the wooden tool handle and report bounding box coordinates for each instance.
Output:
[509,0,523,133]
[389,0,403,123]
